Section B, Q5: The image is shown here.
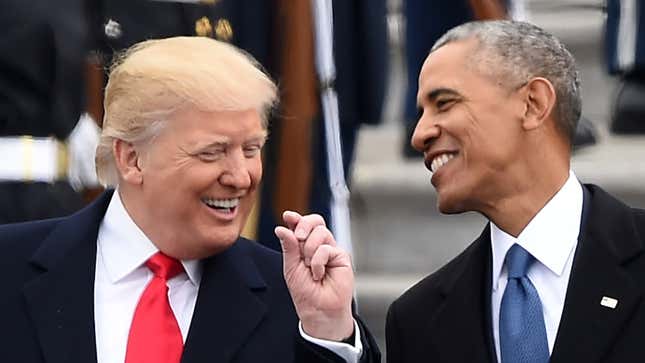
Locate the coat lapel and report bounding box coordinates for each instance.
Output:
[429,226,497,363]
[181,240,268,363]
[551,185,645,363]
[22,191,113,363]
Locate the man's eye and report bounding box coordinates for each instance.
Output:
[436,99,456,112]
[243,145,262,157]
[198,150,224,161]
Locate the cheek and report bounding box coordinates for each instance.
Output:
[461,109,518,162]
[248,159,263,186]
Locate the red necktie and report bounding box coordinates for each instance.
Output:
[125,252,184,363]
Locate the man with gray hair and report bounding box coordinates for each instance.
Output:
[382,20,645,362]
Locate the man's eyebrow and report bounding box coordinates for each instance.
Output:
[417,87,461,108]
[427,88,461,100]
[194,140,229,150]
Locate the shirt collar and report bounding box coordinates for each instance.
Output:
[97,190,202,285]
[491,171,583,291]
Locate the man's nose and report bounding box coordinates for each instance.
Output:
[410,113,440,152]
[219,152,251,189]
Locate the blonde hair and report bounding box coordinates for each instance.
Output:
[96,36,278,186]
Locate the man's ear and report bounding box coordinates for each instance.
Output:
[113,139,144,185]
[521,77,557,131]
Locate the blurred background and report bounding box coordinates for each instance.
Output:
[1,0,644,358]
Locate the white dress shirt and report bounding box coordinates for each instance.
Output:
[94,191,202,363]
[490,171,583,361]
[94,191,361,363]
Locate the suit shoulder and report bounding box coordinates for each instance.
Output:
[631,206,645,236]
[392,239,479,311]
[0,218,61,260]
[586,184,645,241]
[234,237,284,276]
[631,205,645,219]
[235,237,282,262]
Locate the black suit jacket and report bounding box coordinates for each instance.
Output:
[0,0,87,139]
[0,191,379,363]
[386,184,645,362]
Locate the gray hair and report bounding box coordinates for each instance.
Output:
[433,20,581,143]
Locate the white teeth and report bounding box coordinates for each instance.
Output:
[203,197,240,209]
[430,153,455,173]
[431,159,439,173]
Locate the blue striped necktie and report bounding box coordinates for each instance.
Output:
[499,244,549,363]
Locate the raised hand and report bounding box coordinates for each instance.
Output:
[275,211,355,341]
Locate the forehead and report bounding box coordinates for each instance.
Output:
[417,39,483,101]
[167,108,267,141]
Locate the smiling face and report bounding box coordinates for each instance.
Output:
[130,108,266,258]
[412,39,528,214]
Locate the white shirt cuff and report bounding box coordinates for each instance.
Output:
[298,320,363,363]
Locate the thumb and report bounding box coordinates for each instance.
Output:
[275,226,302,271]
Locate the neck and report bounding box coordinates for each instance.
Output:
[484,162,570,238]
[117,186,174,255]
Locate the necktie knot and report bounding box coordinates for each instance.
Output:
[127,251,184,363]
[146,252,184,280]
[505,244,534,278]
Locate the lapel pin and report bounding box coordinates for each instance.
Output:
[600,296,619,309]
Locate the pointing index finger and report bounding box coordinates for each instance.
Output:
[282,210,302,231]
[293,214,326,240]
[275,226,302,271]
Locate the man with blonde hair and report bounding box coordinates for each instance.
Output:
[0,36,378,363]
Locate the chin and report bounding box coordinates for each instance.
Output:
[193,228,238,253]
[436,195,467,215]
[438,204,463,215]
[210,231,240,247]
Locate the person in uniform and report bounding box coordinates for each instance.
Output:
[0,0,92,223]
[605,0,645,134]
